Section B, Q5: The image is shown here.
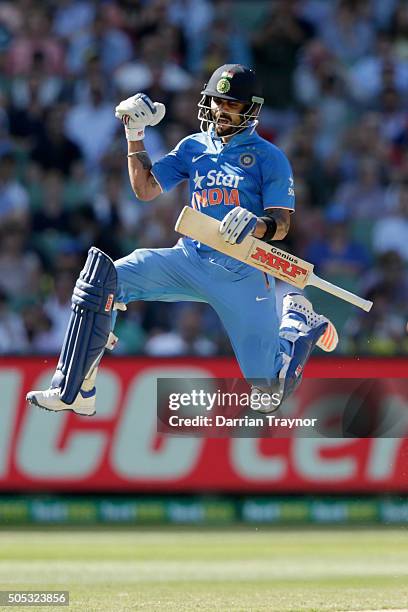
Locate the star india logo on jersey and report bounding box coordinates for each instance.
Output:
[191,169,244,209]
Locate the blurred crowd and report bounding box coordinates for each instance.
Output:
[0,0,407,357]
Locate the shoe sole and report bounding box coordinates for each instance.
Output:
[316,321,338,352]
[26,395,96,417]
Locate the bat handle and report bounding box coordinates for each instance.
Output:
[308,273,373,312]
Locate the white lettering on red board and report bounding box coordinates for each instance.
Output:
[112,367,206,479]
[0,365,406,488]
[0,369,21,477]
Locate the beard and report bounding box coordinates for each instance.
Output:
[214,115,241,136]
[215,123,236,136]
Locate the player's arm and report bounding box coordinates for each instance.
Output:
[127,141,162,201]
[115,93,165,201]
[253,208,291,241]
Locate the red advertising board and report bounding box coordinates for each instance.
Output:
[0,356,407,493]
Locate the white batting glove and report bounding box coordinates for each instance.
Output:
[115,93,166,141]
[219,206,258,245]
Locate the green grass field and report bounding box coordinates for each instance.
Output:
[0,529,407,611]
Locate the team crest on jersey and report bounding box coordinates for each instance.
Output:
[239,153,255,168]
[216,78,231,94]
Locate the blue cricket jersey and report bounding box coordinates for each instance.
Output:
[151,127,295,252]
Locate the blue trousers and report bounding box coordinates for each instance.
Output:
[114,238,284,380]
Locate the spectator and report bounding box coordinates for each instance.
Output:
[53,0,95,42]
[318,0,375,66]
[31,104,82,175]
[305,206,371,277]
[31,170,70,261]
[0,1,26,37]
[21,301,54,354]
[282,109,341,207]
[0,288,28,353]
[68,203,123,260]
[348,31,408,105]
[373,183,408,260]
[114,34,192,98]
[333,157,387,220]
[0,152,29,223]
[294,40,339,106]
[92,169,141,232]
[42,270,75,352]
[9,50,64,111]
[360,250,408,314]
[145,305,217,356]
[294,43,352,157]
[339,112,389,179]
[65,77,117,169]
[344,285,406,355]
[377,85,407,145]
[0,95,11,155]
[168,88,203,134]
[52,239,84,277]
[6,68,46,144]
[0,221,42,300]
[136,191,181,249]
[63,160,96,210]
[252,0,315,109]
[371,0,400,31]
[6,8,65,75]
[390,2,408,60]
[201,17,252,76]
[119,0,170,43]
[66,11,133,76]
[71,53,116,104]
[113,302,146,354]
[168,0,213,72]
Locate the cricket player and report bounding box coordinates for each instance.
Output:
[27,64,337,416]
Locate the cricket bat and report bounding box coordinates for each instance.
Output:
[175,206,373,312]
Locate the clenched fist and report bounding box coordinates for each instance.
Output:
[115,93,166,141]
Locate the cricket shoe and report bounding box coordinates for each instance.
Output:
[251,294,338,414]
[280,293,338,352]
[254,293,339,410]
[26,386,96,416]
[250,319,328,415]
[26,368,98,417]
